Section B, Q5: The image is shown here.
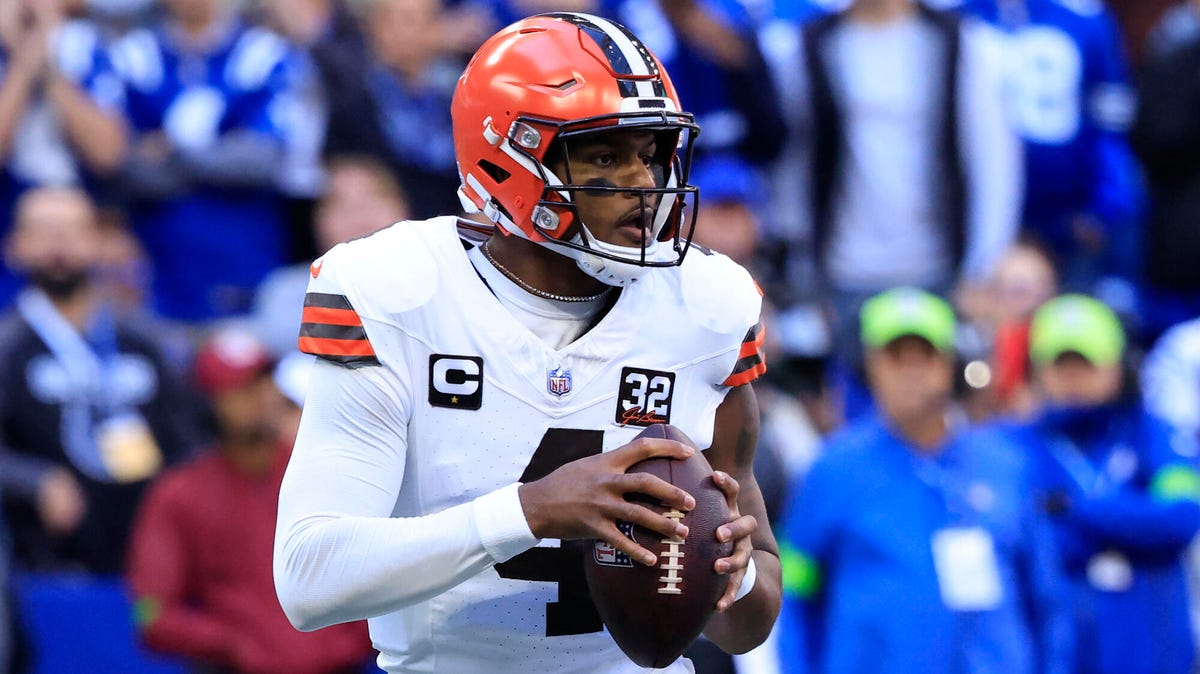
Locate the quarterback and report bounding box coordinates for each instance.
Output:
[273,13,781,673]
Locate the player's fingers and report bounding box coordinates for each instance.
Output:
[619,472,695,512]
[714,538,754,575]
[597,522,657,567]
[610,500,689,542]
[712,470,741,502]
[716,514,757,545]
[715,570,744,613]
[613,437,694,466]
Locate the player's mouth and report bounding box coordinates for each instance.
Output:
[614,208,651,246]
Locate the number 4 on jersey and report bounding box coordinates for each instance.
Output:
[494,428,606,637]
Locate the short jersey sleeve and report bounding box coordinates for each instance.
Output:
[298,251,380,368]
[722,320,767,387]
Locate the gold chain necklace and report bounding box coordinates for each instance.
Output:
[480,241,612,303]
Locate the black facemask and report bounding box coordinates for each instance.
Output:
[27,266,89,300]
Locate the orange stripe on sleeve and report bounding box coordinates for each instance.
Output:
[723,361,767,387]
[301,305,363,327]
[738,323,766,360]
[298,336,377,358]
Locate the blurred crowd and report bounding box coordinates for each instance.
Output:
[0,0,1199,672]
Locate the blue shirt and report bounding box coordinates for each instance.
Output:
[1010,404,1199,674]
[111,21,296,321]
[957,0,1140,253]
[779,416,1072,674]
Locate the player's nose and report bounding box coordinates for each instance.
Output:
[617,159,656,196]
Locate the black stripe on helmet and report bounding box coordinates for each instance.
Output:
[542,13,664,97]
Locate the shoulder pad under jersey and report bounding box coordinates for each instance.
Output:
[307,218,443,320]
[678,246,763,338]
[299,219,445,366]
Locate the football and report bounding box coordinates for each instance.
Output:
[584,423,733,668]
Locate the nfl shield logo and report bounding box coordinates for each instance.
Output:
[593,522,635,567]
[547,366,572,397]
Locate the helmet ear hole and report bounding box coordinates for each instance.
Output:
[478,160,512,184]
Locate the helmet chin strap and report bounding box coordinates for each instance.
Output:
[547,225,671,287]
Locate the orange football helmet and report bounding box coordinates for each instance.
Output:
[452,12,700,286]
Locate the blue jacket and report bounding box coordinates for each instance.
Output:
[778,416,1072,674]
[1009,404,1200,674]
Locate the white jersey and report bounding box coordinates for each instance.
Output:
[278,216,765,673]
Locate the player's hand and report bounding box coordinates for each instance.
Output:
[518,437,696,566]
[711,470,757,612]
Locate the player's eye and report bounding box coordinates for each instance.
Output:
[593,152,616,167]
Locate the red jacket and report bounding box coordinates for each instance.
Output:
[127,446,372,673]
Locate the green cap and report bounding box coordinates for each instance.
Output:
[1029,294,1125,366]
[860,288,957,352]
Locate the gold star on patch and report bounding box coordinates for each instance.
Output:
[451,396,459,404]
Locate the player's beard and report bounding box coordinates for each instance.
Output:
[28,264,89,300]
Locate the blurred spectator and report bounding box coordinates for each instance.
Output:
[767,0,1020,305]
[812,0,1018,297]
[1139,310,1200,655]
[959,0,1141,291]
[127,328,371,674]
[777,287,1071,674]
[91,215,152,318]
[258,0,368,199]
[1130,16,1200,338]
[1011,294,1199,674]
[0,0,128,306]
[757,0,839,271]
[322,0,463,219]
[261,0,368,73]
[766,0,1021,421]
[262,0,487,200]
[690,157,764,270]
[110,0,300,321]
[957,236,1059,418]
[0,186,198,574]
[0,0,127,189]
[251,155,410,357]
[1142,315,1200,454]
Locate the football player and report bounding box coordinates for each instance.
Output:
[274,12,780,673]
